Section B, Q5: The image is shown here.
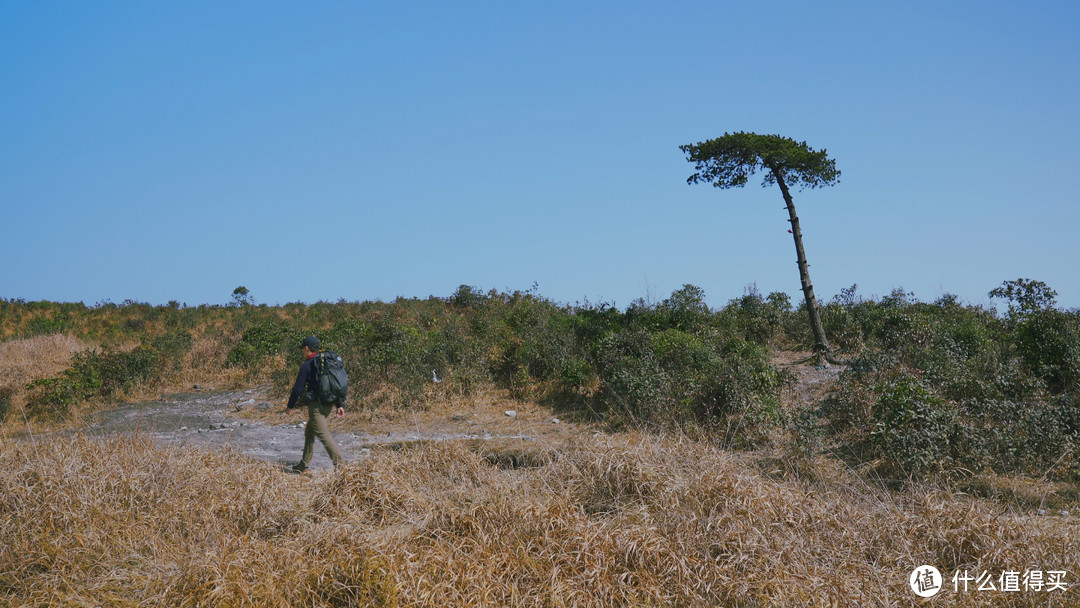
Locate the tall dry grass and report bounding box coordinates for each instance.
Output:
[0,332,249,434]
[0,334,92,431]
[2,431,1075,607]
[0,434,394,607]
[0,334,90,389]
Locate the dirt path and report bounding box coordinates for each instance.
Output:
[81,388,579,471]
[773,350,845,408]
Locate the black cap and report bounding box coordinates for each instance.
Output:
[301,335,320,350]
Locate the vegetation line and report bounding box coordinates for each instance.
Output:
[1,279,1078,605]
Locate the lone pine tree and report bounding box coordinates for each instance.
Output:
[681,132,841,364]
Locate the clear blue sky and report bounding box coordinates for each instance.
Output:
[3,1,1078,310]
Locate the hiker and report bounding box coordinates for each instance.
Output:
[285,335,345,473]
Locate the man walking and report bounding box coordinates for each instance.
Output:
[285,335,345,473]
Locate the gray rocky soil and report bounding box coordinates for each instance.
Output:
[82,389,543,471]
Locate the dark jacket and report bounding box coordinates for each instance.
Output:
[286,356,319,409]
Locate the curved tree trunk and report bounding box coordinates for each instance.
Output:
[771,169,839,365]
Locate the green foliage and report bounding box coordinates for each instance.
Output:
[989,278,1057,318]
[591,329,667,420]
[365,318,429,401]
[25,332,194,421]
[226,321,294,368]
[821,281,1080,479]
[231,285,253,307]
[0,300,86,338]
[492,293,579,400]
[0,298,231,347]
[0,386,12,422]
[450,284,487,309]
[1013,308,1080,393]
[680,132,840,191]
[150,331,195,369]
[820,284,870,350]
[216,284,787,435]
[585,292,785,440]
[955,396,1078,474]
[657,284,711,333]
[13,278,1078,474]
[717,286,795,346]
[869,372,954,476]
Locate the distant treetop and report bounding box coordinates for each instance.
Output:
[680,132,840,191]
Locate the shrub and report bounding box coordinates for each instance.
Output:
[869,372,955,476]
[24,334,193,421]
[150,331,195,370]
[226,321,294,368]
[822,281,1080,478]
[657,284,712,334]
[957,397,1078,474]
[591,329,669,422]
[1014,308,1080,393]
[718,286,794,346]
[490,294,577,399]
[367,320,429,403]
[0,385,12,422]
[587,321,784,440]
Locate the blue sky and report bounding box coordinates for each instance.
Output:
[2,1,1078,310]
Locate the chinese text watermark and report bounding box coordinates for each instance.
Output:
[909,566,1069,597]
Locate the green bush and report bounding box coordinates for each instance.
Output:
[868,372,954,476]
[822,280,1080,478]
[10,287,790,430]
[25,333,194,421]
[956,397,1077,474]
[490,293,577,399]
[226,321,294,368]
[1014,309,1080,393]
[24,281,1077,474]
[150,331,195,370]
[367,320,429,403]
[591,329,668,421]
[717,287,794,346]
[0,386,13,422]
[586,303,785,440]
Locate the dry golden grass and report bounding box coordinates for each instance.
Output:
[0,434,394,607]
[0,332,250,435]
[0,334,93,431]
[3,429,1076,607]
[0,334,90,389]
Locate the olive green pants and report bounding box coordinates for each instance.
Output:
[300,403,344,470]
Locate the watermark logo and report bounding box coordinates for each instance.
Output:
[909,566,1069,597]
[910,565,943,598]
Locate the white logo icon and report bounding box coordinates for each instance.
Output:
[910,565,943,597]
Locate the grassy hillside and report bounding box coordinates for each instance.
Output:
[2,281,1079,605]
[4,281,1078,479]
